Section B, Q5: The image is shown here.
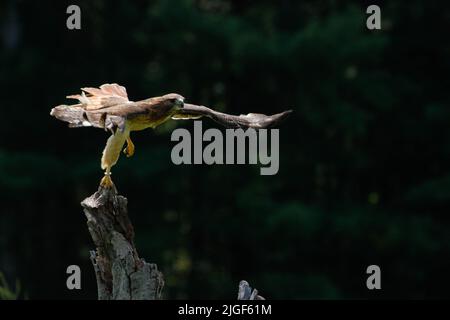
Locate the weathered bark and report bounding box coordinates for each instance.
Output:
[81,184,164,300]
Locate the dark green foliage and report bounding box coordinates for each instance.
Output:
[0,0,449,299]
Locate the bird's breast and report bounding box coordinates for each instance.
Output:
[127,113,173,131]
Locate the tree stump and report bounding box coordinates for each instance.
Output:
[81,184,164,300]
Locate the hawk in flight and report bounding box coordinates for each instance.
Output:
[50,83,291,187]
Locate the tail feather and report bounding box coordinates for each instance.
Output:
[50,105,88,127]
[50,104,126,133]
[50,104,104,128]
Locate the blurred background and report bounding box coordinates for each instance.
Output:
[0,0,449,299]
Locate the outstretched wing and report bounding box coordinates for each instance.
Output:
[66,83,130,110]
[50,83,130,133]
[50,104,126,132]
[172,103,292,129]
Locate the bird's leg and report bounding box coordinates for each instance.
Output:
[123,136,135,158]
[100,168,114,188]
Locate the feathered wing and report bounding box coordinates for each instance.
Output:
[172,103,293,129]
[66,83,129,110]
[50,83,129,133]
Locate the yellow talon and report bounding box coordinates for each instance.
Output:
[100,174,114,188]
[123,136,135,158]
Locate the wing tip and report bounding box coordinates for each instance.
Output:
[256,109,292,128]
[277,109,293,119]
[281,109,293,115]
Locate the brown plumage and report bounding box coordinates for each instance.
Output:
[50,83,292,187]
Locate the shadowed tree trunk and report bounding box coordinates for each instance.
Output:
[81,184,164,300]
[80,184,265,300]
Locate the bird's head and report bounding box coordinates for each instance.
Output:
[162,93,185,111]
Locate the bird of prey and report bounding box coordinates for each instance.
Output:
[50,83,291,187]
